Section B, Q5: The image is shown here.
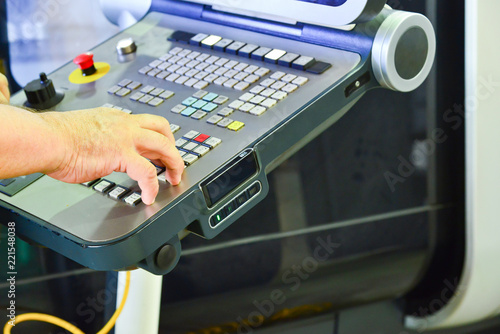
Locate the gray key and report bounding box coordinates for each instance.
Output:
[126,81,142,90]
[139,95,154,103]
[148,97,164,107]
[217,118,234,128]
[226,41,246,53]
[129,92,145,101]
[118,79,132,87]
[108,85,121,94]
[218,107,234,117]
[207,115,223,124]
[159,90,175,99]
[116,88,131,97]
[191,110,208,120]
[150,88,165,96]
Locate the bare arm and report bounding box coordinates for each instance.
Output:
[0,74,184,205]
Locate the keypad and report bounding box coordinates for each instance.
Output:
[176,131,222,166]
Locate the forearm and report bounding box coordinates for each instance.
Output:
[0,105,66,178]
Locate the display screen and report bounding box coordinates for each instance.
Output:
[202,151,258,207]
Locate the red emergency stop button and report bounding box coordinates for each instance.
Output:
[73,53,97,76]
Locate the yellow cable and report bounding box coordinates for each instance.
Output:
[3,271,131,334]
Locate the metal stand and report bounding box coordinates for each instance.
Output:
[115,269,163,334]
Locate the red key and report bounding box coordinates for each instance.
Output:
[194,134,210,142]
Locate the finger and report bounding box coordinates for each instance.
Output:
[0,74,10,102]
[122,153,159,205]
[134,130,184,185]
[132,114,175,144]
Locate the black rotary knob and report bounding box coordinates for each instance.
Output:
[24,73,64,110]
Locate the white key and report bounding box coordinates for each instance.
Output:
[195,62,210,71]
[102,103,114,108]
[207,115,223,124]
[261,88,276,97]
[166,73,180,82]
[271,91,288,100]
[234,82,250,91]
[249,106,267,116]
[239,93,255,102]
[229,100,245,109]
[140,85,155,93]
[175,66,190,75]
[178,49,191,57]
[193,81,209,89]
[168,56,182,64]
[196,53,210,62]
[249,95,266,104]
[183,130,200,139]
[193,145,210,156]
[223,79,239,88]
[250,85,266,94]
[224,69,239,78]
[204,137,222,148]
[170,124,180,133]
[244,65,259,74]
[171,104,186,114]
[160,90,175,99]
[194,71,209,80]
[217,118,233,128]
[193,90,208,99]
[159,53,173,61]
[187,51,201,59]
[213,96,229,104]
[224,60,239,69]
[218,107,234,117]
[149,59,163,68]
[214,67,229,76]
[205,65,219,73]
[157,62,170,71]
[169,47,183,55]
[204,74,219,83]
[156,71,169,79]
[234,63,249,71]
[124,193,142,206]
[261,98,277,108]
[158,172,167,183]
[175,138,188,147]
[240,103,256,112]
[270,71,286,80]
[177,58,190,66]
[186,60,200,68]
[186,69,199,77]
[214,77,229,85]
[148,97,164,106]
[270,81,287,90]
[175,76,189,84]
[260,78,276,87]
[167,64,181,73]
[254,67,270,77]
[184,78,199,87]
[244,75,260,84]
[233,72,248,81]
[282,74,297,83]
[282,84,299,93]
[214,58,229,66]
[205,55,220,64]
[292,76,309,86]
[183,154,199,165]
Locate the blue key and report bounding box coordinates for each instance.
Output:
[202,102,218,112]
[182,97,198,106]
[202,92,218,101]
[192,100,208,109]
[181,107,197,117]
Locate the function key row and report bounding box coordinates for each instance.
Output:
[82,179,142,206]
[168,31,331,74]
[107,78,177,107]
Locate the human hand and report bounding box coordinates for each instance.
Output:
[0,73,10,104]
[42,108,184,205]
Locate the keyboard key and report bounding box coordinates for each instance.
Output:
[193,90,209,99]
[261,98,277,108]
[305,61,332,74]
[239,93,255,102]
[214,77,228,85]
[224,60,239,69]
[159,53,173,61]
[271,91,288,100]
[175,138,187,147]
[138,66,152,75]
[186,60,200,69]
[260,78,275,87]
[282,74,297,83]
[282,84,299,93]
[102,103,114,108]
[234,82,250,91]
[193,81,209,89]
[176,66,190,75]
[204,74,219,83]
[147,68,161,77]
[167,64,181,73]
[205,55,220,64]
[213,96,229,104]
[116,88,131,97]
[181,107,197,117]
[157,172,167,183]
[214,67,229,76]
[207,115,223,124]
[126,81,142,90]
[223,79,239,88]
[225,41,246,54]
[182,97,198,106]
[234,62,249,71]
[122,109,133,114]
[229,100,245,109]
[238,44,259,58]
[109,186,129,200]
[94,179,115,193]
[191,110,208,120]
[254,67,270,77]
[156,71,169,79]
[218,107,234,117]
[233,72,249,81]
[196,53,211,62]
[157,62,171,71]
[194,133,210,142]
[149,60,163,68]
[195,62,210,71]
[108,85,121,94]
[217,118,234,128]
[124,192,142,206]
[292,56,316,70]
[166,73,180,82]
[251,47,272,60]
[204,137,222,148]
[192,100,208,109]
[261,88,276,97]
[250,85,266,94]
[202,102,218,112]
[278,53,300,67]
[140,85,155,94]
[187,51,201,59]
[190,33,209,46]
[270,71,286,80]
[183,154,199,166]
[171,104,186,114]
[249,105,267,116]
[214,58,230,66]
[194,71,209,80]
[148,97,164,106]
[227,121,245,131]
[184,78,199,87]
[139,95,154,103]
[169,46,184,55]
[175,76,190,84]
[244,65,259,74]
[205,64,219,73]
[249,95,266,104]
[183,130,200,139]
[270,81,286,90]
[193,145,210,156]
[168,55,182,64]
[130,92,144,101]
[223,69,238,78]
[118,79,132,87]
[112,106,123,111]
[150,88,165,96]
[170,124,180,133]
[265,49,287,64]
[201,35,222,48]
[203,92,219,101]
[82,179,100,187]
[240,103,256,113]
[292,76,309,86]
[159,90,175,99]
[214,38,234,51]
[176,58,190,66]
